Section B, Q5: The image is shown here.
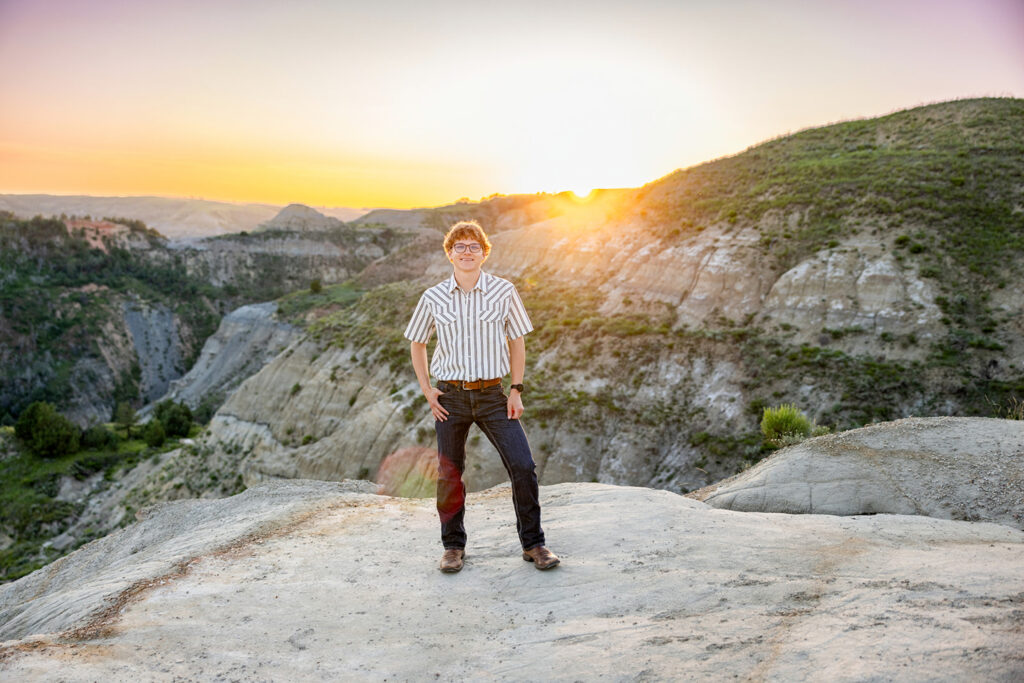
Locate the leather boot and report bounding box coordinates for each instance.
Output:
[440,548,465,573]
[522,545,560,570]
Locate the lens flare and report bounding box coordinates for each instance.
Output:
[375,446,439,498]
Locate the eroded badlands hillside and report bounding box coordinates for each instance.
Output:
[188,98,1024,497]
[3,99,1023,584]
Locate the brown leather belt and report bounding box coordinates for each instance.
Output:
[439,378,502,391]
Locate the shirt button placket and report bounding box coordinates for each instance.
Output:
[465,291,473,372]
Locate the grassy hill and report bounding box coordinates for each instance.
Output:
[640,98,1024,326]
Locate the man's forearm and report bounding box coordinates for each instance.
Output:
[509,336,526,385]
[410,342,432,394]
[506,335,527,418]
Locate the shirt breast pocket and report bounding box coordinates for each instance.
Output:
[433,307,457,327]
[478,305,506,329]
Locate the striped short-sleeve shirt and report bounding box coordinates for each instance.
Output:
[404,271,533,381]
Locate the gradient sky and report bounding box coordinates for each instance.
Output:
[1,0,1022,209]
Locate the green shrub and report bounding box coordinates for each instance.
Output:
[987,395,1024,420]
[71,451,124,480]
[761,404,812,446]
[81,425,119,450]
[153,400,193,438]
[14,402,80,458]
[194,393,224,425]
[310,279,322,293]
[143,419,166,447]
[811,424,832,437]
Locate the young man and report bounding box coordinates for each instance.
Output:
[404,220,559,573]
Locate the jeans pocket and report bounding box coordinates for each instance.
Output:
[486,386,508,413]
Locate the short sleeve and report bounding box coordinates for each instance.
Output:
[504,285,533,340]
[404,292,435,344]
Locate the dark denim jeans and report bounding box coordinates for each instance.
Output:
[435,382,545,551]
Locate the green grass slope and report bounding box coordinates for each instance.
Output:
[639,98,1024,328]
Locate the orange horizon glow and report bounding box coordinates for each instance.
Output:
[1,0,1022,210]
[0,129,653,209]
[0,137,499,209]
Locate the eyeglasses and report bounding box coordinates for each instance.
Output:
[451,243,483,254]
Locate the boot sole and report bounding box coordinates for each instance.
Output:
[522,552,560,570]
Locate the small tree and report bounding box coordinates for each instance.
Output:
[81,424,120,450]
[14,401,80,458]
[154,400,193,438]
[310,279,322,294]
[143,418,166,447]
[165,404,192,438]
[115,401,137,439]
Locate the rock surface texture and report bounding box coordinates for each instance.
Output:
[692,417,1024,530]
[2,481,1022,681]
[123,300,184,403]
[154,302,302,411]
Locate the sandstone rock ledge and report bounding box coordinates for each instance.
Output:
[1,481,1022,681]
[692,417,1024,530]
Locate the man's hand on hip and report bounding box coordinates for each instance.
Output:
[507,391,524,420]
[425,386,449,422]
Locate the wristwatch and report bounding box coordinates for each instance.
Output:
[510,383,525,394]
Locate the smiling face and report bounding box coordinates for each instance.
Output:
[448,239,486,273]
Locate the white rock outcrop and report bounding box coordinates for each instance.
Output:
[760,242,943,353]
[152,302,301,411]
[1,481,1021,680]
[694,417,1024,529]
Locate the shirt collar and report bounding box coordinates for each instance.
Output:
[446,270,490,295]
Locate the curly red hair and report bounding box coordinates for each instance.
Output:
[443,220,491,257]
